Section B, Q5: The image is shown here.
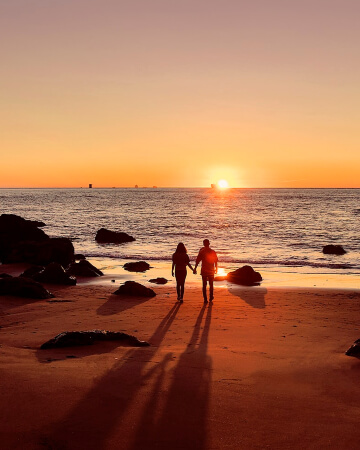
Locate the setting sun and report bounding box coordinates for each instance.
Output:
[218,179,229,189]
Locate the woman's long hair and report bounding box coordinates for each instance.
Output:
[175,242,187,253]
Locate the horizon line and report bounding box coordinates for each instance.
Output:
[0,186,359,190]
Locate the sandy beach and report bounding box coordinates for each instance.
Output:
[1,264,359,450]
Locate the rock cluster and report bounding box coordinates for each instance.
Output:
[95,228,135,244]
[113,281,156,297]
[21,262,76,285]
[41,330,149,349]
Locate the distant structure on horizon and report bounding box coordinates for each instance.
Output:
[211,184,216,189]
[89,183,92,189]
[135,184,139,188]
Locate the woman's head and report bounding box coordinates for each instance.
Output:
[176,242,187,253]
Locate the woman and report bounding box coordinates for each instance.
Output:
[172,242,194,302]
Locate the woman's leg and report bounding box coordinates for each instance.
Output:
[176,271,186,300]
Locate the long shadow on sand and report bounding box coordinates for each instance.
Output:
[45,303,182,449]
[130,304,212,449]
[44,303,212,449]
[228,285,268,308]
[96,294,153,316]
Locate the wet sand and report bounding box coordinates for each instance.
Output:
[1,266,360,449]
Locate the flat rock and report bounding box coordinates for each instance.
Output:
[227,265,262,286]
[0,276,54,299]
[123,261,150,272]
[95,228,135,244]
[345,339,360,357]
[113,281,156,297]
[149,277,168,284]
[323,244,346,255]
[66,260,103,277]
[41,330,149,349]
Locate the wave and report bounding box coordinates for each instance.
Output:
[84,251,357,270]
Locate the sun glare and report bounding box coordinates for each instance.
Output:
[218,179,229,189]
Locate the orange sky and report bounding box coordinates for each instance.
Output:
[1,1,359,188]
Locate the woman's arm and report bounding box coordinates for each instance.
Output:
[172,261,175,276]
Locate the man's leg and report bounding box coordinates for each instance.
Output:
[202,275,208,302]
[209,275,214,301]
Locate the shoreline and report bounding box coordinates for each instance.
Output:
[2,258,360,290]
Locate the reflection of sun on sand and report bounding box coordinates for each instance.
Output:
[0,265,360,449]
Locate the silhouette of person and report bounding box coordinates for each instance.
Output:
[193,239,218,303]
[172,242,195,302]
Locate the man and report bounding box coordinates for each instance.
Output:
[193,239,218,303]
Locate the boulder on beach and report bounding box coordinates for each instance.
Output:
[113,281,156,297]
[227,265,262,286]
[66,260,103,277]
[95,228,135,244]
[40,330,150,349]
[28,262,77,285]
[18,237,75,267]
[0,214,48,263]
[0,276,54,299]
[0,213,75,266]
[345,339,360,358]
[149,277,168,284]
[323,244,346,255]
[123,261,150,272]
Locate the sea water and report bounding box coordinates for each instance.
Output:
[1,188,359,288]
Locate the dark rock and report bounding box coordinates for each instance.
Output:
[95,228,135,244]
[29,220,46,227]
[227,265,262,286]
[345,339,360,357]
[113,281,156,297]
[123,261,150,272]
[17,237,75,267]
[323,245,346,255]
[0,273,12,278]
[40,330,149,349]
[33,262,76,285]
[20,265,45,278]
[67,260,103,277]
[0,213,75,266]
[149,277,168,284]
[0,214,48,263]
[0,276,54,299]
[74,254,86,260]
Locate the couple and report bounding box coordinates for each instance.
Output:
[172,239,218,304]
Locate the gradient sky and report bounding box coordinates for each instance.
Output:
[1,0,359,188]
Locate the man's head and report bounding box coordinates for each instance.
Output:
[203,239,210,247]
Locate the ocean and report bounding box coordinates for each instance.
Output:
[1,188,359,287]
